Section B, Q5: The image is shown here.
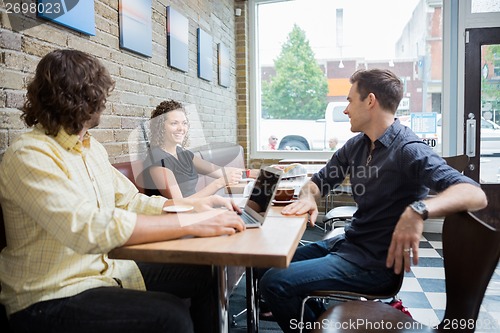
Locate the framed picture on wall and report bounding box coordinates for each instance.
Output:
[119,0,152,57]
[37,0,95,36]
[197,28,213,81]
[166,6,189,72]
[218,43,230,88]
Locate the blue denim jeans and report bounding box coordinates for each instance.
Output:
[259,236,399,333]
[9,263,217,333]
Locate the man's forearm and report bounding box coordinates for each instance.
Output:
[425,183,487,219]
[299,180,322,201]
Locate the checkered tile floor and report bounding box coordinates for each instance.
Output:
[229,230,500,332]
[399,233,500,333]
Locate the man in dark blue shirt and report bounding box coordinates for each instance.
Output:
[259,69,487,333]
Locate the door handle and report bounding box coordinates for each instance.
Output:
[466,118,476,157]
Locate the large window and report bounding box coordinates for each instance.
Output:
[249,0,444,159]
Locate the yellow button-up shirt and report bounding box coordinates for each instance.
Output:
[0,126,167,316]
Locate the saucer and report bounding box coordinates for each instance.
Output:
[272,199,295,205]
[163,205,194,213]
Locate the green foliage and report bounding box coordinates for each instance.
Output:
[482,45,500,103]
[261,24,328,120]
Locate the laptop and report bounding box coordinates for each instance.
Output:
[238,166,283,228]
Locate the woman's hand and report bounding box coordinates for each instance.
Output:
[163,195,242,214]
[191,195,242,213]
[225,168,244,184]
[219,167,243,186]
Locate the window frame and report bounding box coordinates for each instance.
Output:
[249,0,340,160]
[248,0,454,160]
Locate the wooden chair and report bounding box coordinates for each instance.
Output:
[299,273,403,333]
[311,210,500,333]
[442,154,469,173]
[112,160,146,194]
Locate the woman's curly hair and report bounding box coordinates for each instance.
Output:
[149,99,190,148]
[22,49,115,136]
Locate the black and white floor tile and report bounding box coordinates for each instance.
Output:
[398,233,500,333]
[229,229,500,332]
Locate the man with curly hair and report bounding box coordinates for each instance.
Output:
[0,49,245,333]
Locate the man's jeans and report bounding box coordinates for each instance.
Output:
[9,263,217,333]
[259,237,400,333]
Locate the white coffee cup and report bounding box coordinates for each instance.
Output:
[243,180,255,197]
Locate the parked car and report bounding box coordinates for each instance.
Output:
[477,118,500,156]
[259,102,355,151]
[436,116,500,155]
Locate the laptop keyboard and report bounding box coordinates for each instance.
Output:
[240,211,259,226]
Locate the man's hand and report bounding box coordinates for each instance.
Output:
[281,181,321,226]
[386,206,424,274]
[281,197,318,226]
[186,210,246,237]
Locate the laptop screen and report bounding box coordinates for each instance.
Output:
[244,166,283,222]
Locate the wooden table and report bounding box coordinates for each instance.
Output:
[278,158,328,165]
[225,175,312,196]
[276,162,327,177]
[109,206,307,333]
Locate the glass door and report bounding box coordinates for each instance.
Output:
[464,28,500,185]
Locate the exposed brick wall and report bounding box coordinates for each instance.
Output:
[0,0,239,163]
[234,1,280,168]
[235,1,249,162]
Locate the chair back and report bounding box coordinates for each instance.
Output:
[473,184,500,230]
[443,154,469,173]
[191,143,244,168]
[112,160,146,194]
[440,211,500,331]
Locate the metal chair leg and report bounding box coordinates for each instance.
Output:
[231,308,247,327]
[299,295,315,333]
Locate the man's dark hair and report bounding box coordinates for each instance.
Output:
[350,69,403,113]
[22,49,115,136]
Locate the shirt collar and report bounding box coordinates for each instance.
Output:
[363,118,403,148]
[45,125,91,152]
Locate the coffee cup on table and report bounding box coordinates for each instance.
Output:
[274,187,295,201]
[243,180,255,197]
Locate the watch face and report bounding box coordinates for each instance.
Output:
[411,201,428,218]
[414,201,425,212]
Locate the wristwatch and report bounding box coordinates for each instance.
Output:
[409,200,428,220]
